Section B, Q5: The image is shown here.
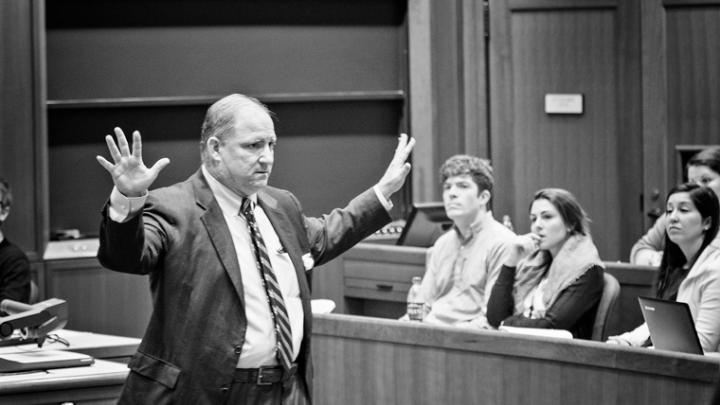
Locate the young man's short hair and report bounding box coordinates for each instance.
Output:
[439,155,494,209]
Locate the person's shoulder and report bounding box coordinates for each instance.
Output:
[431,229,456,248]
[261,185,294,199]
[146,175,198,212]
[487,218,516,241]
[699,238,720,263]
[0,239,29,263]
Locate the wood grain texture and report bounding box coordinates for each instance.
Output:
[0,0,44,260]
[490,1,643,261]
[45,258,152,338]
[312,314,719,405]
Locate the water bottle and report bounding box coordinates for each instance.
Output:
[407,276,425,321]
[502,215,514,232]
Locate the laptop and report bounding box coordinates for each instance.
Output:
[395,202,452,248]
[637,296,703,355]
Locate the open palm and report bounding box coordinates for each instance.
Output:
[96,127,170,197]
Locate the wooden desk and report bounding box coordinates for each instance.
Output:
[49,329,140,363]
[0,359,128,405]
[0,330,140,404]
[312,313,720,405]
[313,243,657,336]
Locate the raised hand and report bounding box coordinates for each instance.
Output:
[96,128,170,197]
[376,133,416,199]
[505,233,541,267]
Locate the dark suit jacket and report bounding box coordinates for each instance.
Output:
[97,170,390,404]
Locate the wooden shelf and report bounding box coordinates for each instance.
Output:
[46,91,406,109]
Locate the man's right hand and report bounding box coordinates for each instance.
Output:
[96,127,170,197]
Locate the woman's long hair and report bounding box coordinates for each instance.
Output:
[656,183,720,297]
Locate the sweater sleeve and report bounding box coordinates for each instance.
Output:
[493,265,604,331]
[630,214,666,265]
[486,265,517,328]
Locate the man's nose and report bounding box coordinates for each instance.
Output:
[258,146,274,163]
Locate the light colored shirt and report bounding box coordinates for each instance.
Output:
[614,238,720,352]
[629,214,666,265]
[109,166,393,367]
[419,211,515,328]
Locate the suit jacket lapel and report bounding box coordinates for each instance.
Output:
[193,171,246,306]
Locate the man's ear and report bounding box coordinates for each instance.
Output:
[0,207,9,223]
[206,137,222,160]
[479,189,491,206]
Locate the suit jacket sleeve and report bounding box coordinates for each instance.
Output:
[97,194,172,275]
[302,188,391,267]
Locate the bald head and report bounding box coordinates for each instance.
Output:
[200,94,272,165]
[201,94,277,196]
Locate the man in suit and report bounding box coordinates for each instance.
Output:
[96,93,414,404]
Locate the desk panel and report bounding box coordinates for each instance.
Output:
[312,313,719,405]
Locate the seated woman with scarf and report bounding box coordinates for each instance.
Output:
[486,188,604,339]
[608,183,720,352]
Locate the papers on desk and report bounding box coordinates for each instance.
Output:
[499,325,573,339]
[0,349,94,373]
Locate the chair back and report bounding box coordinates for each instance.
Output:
[29,280,39,305]
[592,272,620,341]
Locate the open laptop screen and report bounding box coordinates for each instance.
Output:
[396,202,452,248]
[638,296,703,355]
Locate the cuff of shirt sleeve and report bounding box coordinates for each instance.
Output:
[372,185,393,212]
[109,187,148,223]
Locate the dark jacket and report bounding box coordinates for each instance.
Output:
[98,170,389,404]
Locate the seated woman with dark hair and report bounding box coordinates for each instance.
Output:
[631,146,720,266]
[486,188,604,339]
[609,183,720,352]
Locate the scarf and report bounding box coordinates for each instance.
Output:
[512,234,604,315]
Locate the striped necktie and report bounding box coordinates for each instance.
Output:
[240,198,294,371]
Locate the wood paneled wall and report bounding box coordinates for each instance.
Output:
[0,0,46,260]
[409,0,488,202]
[490,0,643,261]
[643,0,720,222]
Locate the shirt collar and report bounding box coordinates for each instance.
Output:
[453,209,494,244]
[201,165,257,214]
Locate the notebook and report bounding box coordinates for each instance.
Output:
[0,349,94,373]
[637,296,703,355]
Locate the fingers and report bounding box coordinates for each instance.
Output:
[514,233,539,254]
[96,155,115,172]
[393,133,415,164]
[105,134,122,163]
[149,158,171,176]
[114,127,131,156]
[132,130,143,159]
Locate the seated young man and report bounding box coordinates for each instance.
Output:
[407,155,515,328]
